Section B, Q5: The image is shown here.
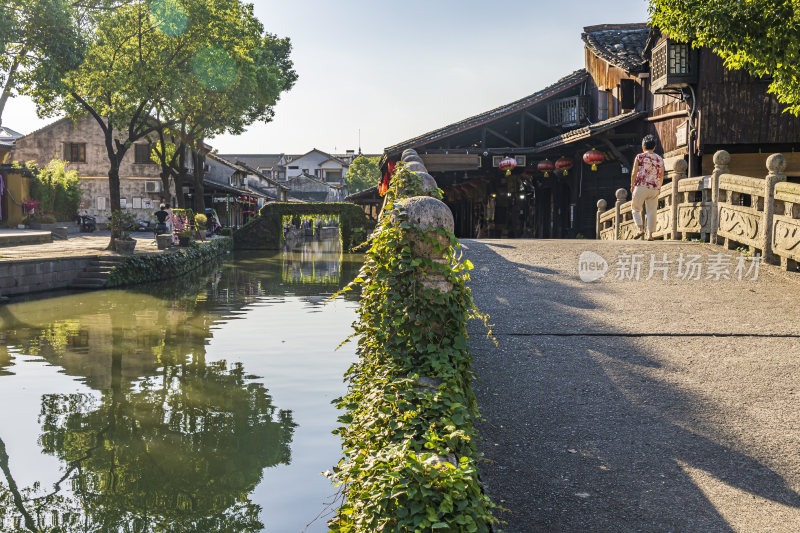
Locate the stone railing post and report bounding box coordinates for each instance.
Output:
[710,150,730,244]
[614,188,627,240]
[671,159,688,240]
[596,199,607,239]
[763,153,787,263]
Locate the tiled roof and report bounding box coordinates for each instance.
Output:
[207,152,249,173]
[535,111,646,152]
[384,69,589,155]
[345,185,381,203]
[233,160,289,190]
[0,127,23,140]
[581,23,650,74]
[218,153,284,169]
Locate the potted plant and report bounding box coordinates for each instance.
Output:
[178,230,193,247]
[110,210,137,254]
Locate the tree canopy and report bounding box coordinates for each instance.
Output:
[33,0,296,239]
[649,0,800,114]
[345,155,381,194]
[0,0,83,126]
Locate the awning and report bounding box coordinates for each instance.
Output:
[534,111,646,153]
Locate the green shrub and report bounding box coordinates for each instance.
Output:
[27,159,82,222]
[106,238,232,287]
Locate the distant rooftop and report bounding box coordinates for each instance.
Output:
[218,154,284,169]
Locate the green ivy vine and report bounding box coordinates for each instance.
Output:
[106,238,232,288]
[327,164,498,532]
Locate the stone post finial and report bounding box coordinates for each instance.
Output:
[614,188,627,240]
[401,149,419,159]
[671,159,688,240]
[713,150,731,171]
[763,153,788,263]
[710,150,730,243]
[402,154,425,164]
[396,196,455,293]
[767,153,787,175]
[404,161,427,174]
[596,199,607,239]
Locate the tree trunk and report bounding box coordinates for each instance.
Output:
[108,162,122,250]
[159,169,171,206]
[192,151,206,213]
[0,51,25,129]
[175,171,187,209]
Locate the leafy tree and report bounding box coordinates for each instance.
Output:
[0,0,83,127]
[345,156,381,194]
[153,3,297,213]
[649,0,800,114]
[36,0,295,244]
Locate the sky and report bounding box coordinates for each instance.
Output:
[4,0,650,155]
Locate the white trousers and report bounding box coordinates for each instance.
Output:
[631,185,659,233]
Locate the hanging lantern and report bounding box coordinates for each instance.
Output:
[555,156,573,176]
[498,157,517,176]
[583,148,605,171]
[537,159,555,178]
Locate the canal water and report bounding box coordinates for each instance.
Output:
[0,238,361,532]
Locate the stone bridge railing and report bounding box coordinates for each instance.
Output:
[597,150,800,271]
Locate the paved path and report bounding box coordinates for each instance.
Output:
[464,239,800,533]
[0,231,160,262]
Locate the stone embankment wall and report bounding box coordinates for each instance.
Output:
[0,257,94,296]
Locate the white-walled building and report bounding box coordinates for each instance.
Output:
[220,148,363,185]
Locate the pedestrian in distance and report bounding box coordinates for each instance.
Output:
[154,204,170,235]
[630,134,665,241]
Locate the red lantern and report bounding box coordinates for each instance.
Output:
[537,159,555,178]
[555,156,573,176]
[498,157,517,176]
[583,148,605,171]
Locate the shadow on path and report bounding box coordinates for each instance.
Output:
[464,239,800,532]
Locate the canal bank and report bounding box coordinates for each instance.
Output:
[0,233,232,297]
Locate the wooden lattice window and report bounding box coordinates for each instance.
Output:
[134,143,154,164]
[546,96,590,127]
[651,40,695,93]
[65,142,86,163]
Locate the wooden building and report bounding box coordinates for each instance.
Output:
[642,29,800,178]
[382,23,800,239]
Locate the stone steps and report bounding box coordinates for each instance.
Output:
[68,256,126,290]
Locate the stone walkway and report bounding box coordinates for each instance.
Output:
[0,231,160,262]
[463,239,800,532]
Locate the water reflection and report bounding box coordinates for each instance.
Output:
[282,238,343,285]
[0,240,362,532]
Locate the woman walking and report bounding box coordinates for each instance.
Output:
[630,135,665,240]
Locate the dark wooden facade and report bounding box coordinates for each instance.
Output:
[644,31,800,178]
[382,24,800,240]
